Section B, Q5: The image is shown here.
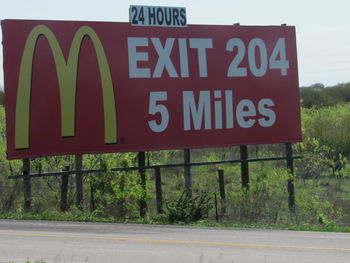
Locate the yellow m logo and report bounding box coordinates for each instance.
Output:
[16,25,117,149]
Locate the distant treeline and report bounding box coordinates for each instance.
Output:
[300,82,350,108]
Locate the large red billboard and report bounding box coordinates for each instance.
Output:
[1,19,301,160]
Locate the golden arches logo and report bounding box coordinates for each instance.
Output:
[15,25,117,149]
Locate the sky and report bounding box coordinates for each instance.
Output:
[1,0,350,88]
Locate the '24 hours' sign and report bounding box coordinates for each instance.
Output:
[129,5,187,27]
[1,20,301,159]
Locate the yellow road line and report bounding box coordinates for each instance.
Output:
[0,232,349,252]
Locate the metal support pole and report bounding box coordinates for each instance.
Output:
[155,167,163,213]
[218,169,226,214]
[138,152,147,218]
[240,145,250,190]
[75,154,83,210]
[286,143,296,212]
[184,149,192,197]
[60,166,69,212]
[90,181,96,212]
[23,159,31,213]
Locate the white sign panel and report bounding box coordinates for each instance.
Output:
[129,5,187,27]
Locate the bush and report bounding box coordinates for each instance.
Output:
[165,191,213,223]
[227,164,290,224]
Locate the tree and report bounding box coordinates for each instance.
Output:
[310,83,325,90]
[300,87,339,108]
[323,83,350,102]
[300,82,350,108]
[300,104,350,177]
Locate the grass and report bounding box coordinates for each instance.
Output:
[191,220,350,232]
[1,211,350,233]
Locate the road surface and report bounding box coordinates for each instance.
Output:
[0,220,349,263]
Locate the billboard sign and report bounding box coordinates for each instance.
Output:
[1,19,301,159]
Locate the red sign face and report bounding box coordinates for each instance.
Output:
[1,19,301,160]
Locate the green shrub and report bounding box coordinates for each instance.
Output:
[165,191,213,223]
[227,164,290,224]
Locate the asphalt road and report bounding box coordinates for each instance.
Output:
[0,220,349,263]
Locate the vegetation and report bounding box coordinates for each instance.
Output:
[300,82,350,108]
[1,83,350,231]
[0,89,3,105]
[165,191,212,223]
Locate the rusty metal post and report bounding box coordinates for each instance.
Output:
[155,167,163,213]
[75,154,83,210]
[240,145,249,190]
[286,143,296,212]
[60,166,69,212]
[184,149,192,197]
[138,152,147,217]
[218,169,226,214]
[23,159,31,213]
